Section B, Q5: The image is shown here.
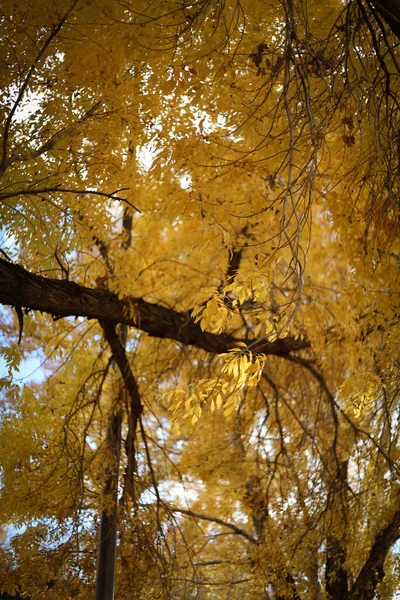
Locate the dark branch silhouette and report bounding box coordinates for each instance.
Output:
[0,258,309,358]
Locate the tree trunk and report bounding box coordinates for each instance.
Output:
[95,211,135,599]
[95,409,123,600]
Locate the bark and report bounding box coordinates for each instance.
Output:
[366,0,400,39]
[101,321,142,499]
[325,460,349,600]
[325,536,348,600]
[0,258,309,357]
[94,213,139,600]
[95,409,123,600]
[349,507,400,600]
[101,322,142,420]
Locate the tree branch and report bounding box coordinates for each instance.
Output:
[0,0,79,177]
[171,507,258,544]
[2,101,102,171]
[0,187,140,213]
[325,460,349,600]
[349,506,400,600]
[95,407,122,600]
[0,258,309,357]
[100,321,142,500]
[366,0,400,39]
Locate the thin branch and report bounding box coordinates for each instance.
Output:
[171,507,258,544]
[171,577,251,586]
[0,187,140,213]
[284,354,399,475]
[3,101,102,169]
[0,0,79,176]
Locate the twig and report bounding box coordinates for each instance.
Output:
[171,507,257,544]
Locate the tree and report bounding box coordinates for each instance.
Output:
[0,0,399,599]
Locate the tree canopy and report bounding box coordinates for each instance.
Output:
[0,1,400,599]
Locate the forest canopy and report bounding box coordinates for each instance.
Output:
[0,0,400,599]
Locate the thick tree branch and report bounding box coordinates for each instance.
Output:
[325,460,349,600]
[95,407,122,600]
[349,507,400,600]
[100,321,142,418]
[100,321,142,500]
[366,0,400,39]
[0,258,309,357]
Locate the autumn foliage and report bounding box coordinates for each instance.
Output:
[0,1,400,599]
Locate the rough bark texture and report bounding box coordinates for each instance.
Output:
[0,258,309,357]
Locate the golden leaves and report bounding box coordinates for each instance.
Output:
[167,347,265,424]
[340,372,383,418]
[1,0,400,596]
[191,291,232,334]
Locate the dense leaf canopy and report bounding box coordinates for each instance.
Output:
[0,1,400,599]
